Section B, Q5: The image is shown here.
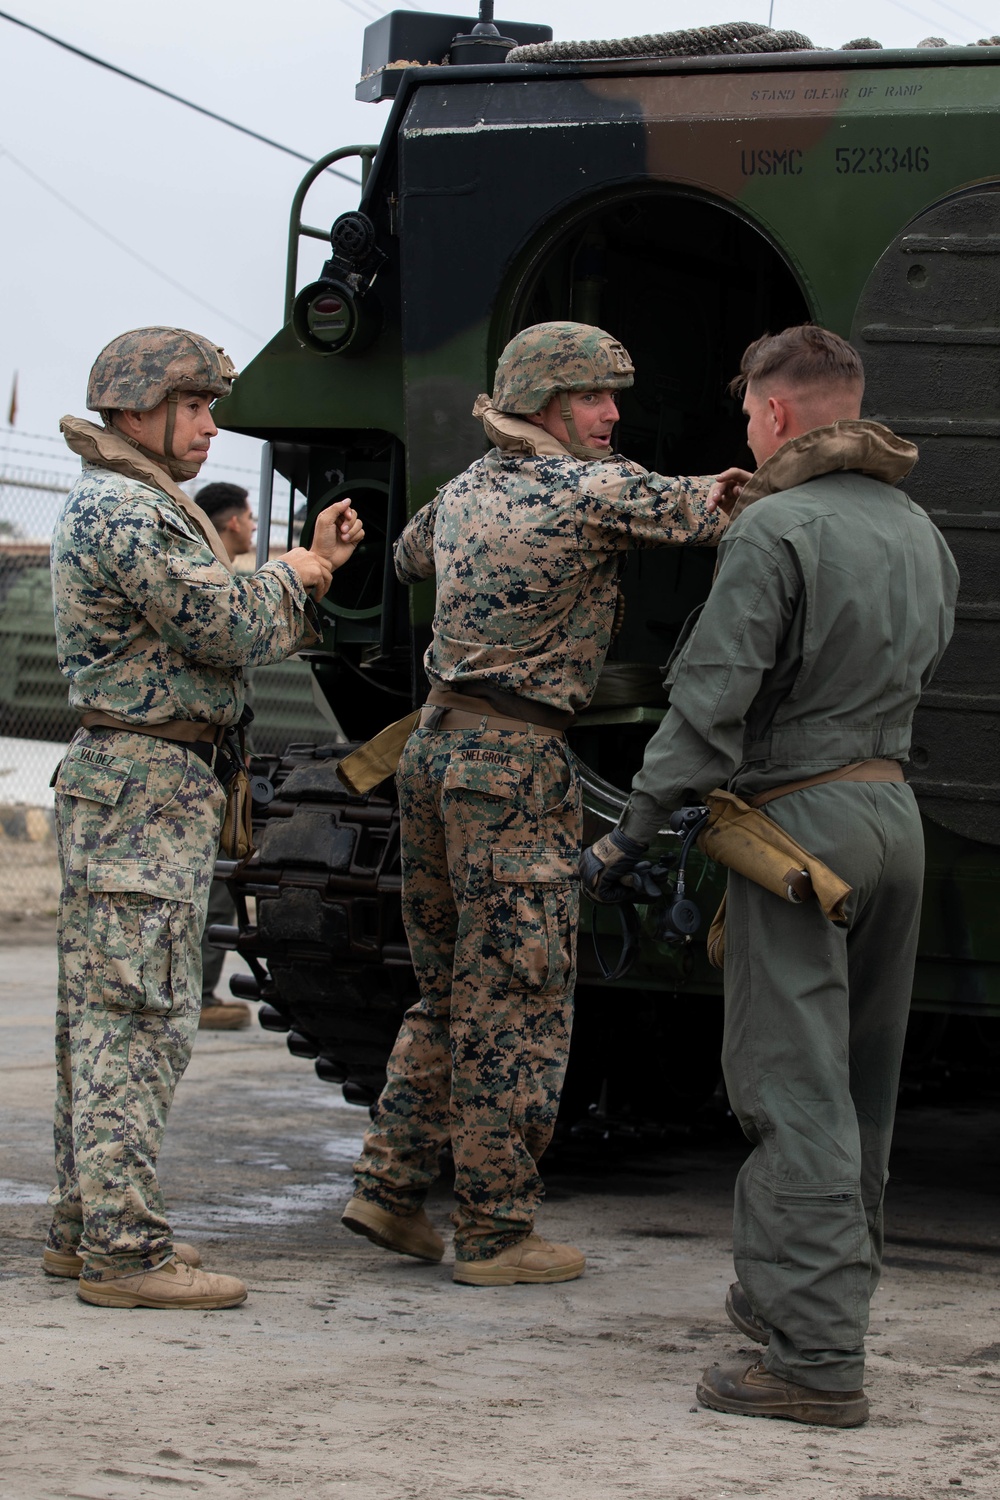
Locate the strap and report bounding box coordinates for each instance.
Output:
[427,682,573,731]
[750,759,903,808]
[590,902,641,982]
[419,703,564,738]
[81,710,224,746]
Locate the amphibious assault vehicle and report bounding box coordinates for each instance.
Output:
[214,11,1000,1121]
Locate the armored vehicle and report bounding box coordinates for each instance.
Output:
[214,12,1000,1120]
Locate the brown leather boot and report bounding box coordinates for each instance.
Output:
[453,1234,585,1286]
[198,1001,252,1030]
[43,1242,202,1279]
[341,1196,444,1262]
[77,1260,247,1310]
[725,1281,770,1344]
[697,1360,869,1427]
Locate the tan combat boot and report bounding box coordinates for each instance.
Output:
[453,1234,585,1286]
[341,1195,444,1262]
[43,1242,202,1279]
[198,1001,252,1030]
[77,1260,247,1310]
[696,1360,869,1428]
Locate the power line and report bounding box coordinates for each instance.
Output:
[0,8,362,186]
[338,0,385,19]
[0,145,268,343]
[879,0,969,40]
[903,0,995,34]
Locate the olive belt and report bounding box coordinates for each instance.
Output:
[80,710,227,770]
[419,702,565,739]
[749,758,904,808]
[420,686,567,739]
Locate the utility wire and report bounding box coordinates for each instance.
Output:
[895,0,994,34]
[879,0,968,40]
[0,8,362,186]
[0,145,267,342]
[338,0,385,19]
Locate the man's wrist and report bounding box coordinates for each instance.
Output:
[618,796,667,849]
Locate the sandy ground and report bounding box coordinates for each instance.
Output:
[2,939,999,1500]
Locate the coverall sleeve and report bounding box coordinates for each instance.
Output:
[99,500,320,669]
[394,494,440,582]
[577,468,727,552]
[618,530,802,844]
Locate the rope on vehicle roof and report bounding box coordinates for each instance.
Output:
[505,22,814,64]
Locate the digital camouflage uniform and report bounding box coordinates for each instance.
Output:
[353,323,726,1260]
[48,417,318,1282]
[618,420,958,1388]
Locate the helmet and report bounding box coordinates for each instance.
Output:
[87,327,236,413]
[491,321,634,415]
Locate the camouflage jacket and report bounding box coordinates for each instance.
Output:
[620,421,960,842]
[52,419,319,726]
[394,406,725,715]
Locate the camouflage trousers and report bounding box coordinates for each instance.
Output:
[47,728,224,1281]
[353,725,581,1260]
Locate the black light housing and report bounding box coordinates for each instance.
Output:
[292,211,386,355]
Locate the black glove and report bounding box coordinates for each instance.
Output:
[580,828,663,905]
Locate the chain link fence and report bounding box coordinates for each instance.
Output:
[0,455,343,926]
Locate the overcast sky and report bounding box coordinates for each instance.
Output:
[1,0,993,523]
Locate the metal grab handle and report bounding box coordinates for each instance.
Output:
[284,144,379,320]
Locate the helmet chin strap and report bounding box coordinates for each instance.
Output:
[106,392,202,483]
[558,392,609,462]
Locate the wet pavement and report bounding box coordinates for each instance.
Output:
[2,939,999,1500]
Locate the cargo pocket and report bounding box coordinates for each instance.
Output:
[87,859,197,1016]
[56,748,134,805]
[493,846,578,993]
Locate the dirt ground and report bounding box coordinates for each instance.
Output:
[2,935,999,1500]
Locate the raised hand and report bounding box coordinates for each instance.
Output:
[708,467,753,515]
[311,498,365,570]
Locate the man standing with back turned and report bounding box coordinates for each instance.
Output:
[583,325,958,1424]
[343,321,728,1286]
[45,327,363,1310]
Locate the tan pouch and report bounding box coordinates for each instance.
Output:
[336,710,421,796]
[697,789,852,923]
[706,893,727,970]
[220,765,254,860]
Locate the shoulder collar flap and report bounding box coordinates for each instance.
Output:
[60,415,234,572]
[731,419,918,524]
[472,395,572,459]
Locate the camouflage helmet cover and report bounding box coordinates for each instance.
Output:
[87,327,237,413]
[491,321,635,414]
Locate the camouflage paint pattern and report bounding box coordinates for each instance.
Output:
[394,440,725,716]
[87,327,236,413]
[51,465,317,725]
[491,321,634,415]
[353,725,581,1258]
[47,729,225,1280]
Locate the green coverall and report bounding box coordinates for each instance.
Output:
[619,423,958,1390]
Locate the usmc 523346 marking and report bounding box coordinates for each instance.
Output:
[835,145,930,174]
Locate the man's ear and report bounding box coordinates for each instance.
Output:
[526,411,545,428]
[768,395,789,437]
[115,409,142,439]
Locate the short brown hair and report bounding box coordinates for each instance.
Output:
[729,324,864,398]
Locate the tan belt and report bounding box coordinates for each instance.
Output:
[418,703,565,739]
[749,759,903,808]
[81,710,225,746]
